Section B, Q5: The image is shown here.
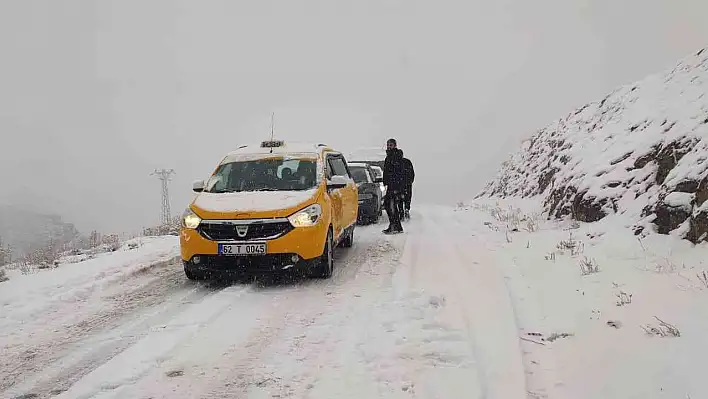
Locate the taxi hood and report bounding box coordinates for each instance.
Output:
[190,188,320,220]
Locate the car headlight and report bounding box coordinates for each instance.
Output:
[288,204,322,227]
[359,193,374,200]
[182,208,201,229]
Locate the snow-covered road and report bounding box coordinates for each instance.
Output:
[6,202,708,398]
[1,207,529,399]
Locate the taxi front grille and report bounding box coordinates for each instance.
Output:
[198,221,293,241]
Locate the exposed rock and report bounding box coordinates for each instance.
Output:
[687,210,708,243]
[538,167,558,195]
[695,177,708,208]
[633,145,660,170]
[675,179,700,193]
[654,199,692,235]
[654,138,698,185]
[572,192,609,223]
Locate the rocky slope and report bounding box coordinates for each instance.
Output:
[0,206,80,258]
[480,46,708,242]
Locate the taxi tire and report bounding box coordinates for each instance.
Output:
[341,225,354,248]
[184,267,205,281]
[311,228,334,279]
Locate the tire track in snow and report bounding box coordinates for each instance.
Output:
[414,207,528,399]
[1,257,177,394]
[56,284,254,399]
[122,224,400,399]
[211,235,405,398]
[198,227,396,398]
[436,208,553,398]
[51,224,390,399]
[3,260,239,399]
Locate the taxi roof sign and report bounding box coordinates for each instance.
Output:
[260,140,284,148]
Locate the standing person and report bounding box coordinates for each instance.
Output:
[401,152,414,220]
[383,138,405,234]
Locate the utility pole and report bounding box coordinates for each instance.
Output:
[151,169,175,225]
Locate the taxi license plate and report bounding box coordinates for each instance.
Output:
[218,243,267,256]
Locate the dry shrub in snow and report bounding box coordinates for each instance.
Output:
[616,291,633,306]
[557,233,584,256]
[525,215,540,232]
[579,256,600,275]
[698,270,708,288]
[642,317,681,337]
[143,216,181,237]
[101,234,121,252]
[491,205,523,226]
[0,268,8,283]
[23,244,60,270]
[652,256,679,274]
[546,332,574,342]
[0,238,11,267]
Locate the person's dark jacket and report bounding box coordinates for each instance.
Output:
[402,155,414,187]
[383,148,406,191]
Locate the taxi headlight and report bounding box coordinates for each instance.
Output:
[288,204,322,227]
[182,208,201,229]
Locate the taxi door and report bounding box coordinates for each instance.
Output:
[339,155,359,227]
[325,153,345,240]
[326,153,358,234]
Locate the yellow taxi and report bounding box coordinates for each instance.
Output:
[180,140,359,279]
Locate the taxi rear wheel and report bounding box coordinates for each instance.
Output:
[311,228,334,279]
[341,225,354,248]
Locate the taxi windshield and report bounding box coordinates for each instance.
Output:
[204,157,318,193]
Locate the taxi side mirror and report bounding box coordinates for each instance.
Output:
[326,175,348,189]
[193,180,205,193]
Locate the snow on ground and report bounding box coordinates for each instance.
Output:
[1,236,179,396]
[466,197,708,399]
[3,203,707,398]
[1,236,178,336]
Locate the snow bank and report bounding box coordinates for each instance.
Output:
[480,46,708,242]
[0,235,178,330]
[461,198,708,398]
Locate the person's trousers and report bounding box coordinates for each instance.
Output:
[384,190,404,229]
[403,184,413,210]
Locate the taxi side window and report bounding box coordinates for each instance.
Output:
[328,156,349,177]
[209,163,233,192]
[325,157,333,179]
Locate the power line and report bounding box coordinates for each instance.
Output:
[151,169,175,225]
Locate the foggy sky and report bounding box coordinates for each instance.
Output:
[1,0,707,234]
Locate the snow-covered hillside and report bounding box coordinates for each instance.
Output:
[0,205,80,257]
[480,46,708,242]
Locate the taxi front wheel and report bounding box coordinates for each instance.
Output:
[311,229,334,279]
[184,266,206,281]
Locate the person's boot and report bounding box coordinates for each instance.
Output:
[395,221,404,232]
[384,227,402,235]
